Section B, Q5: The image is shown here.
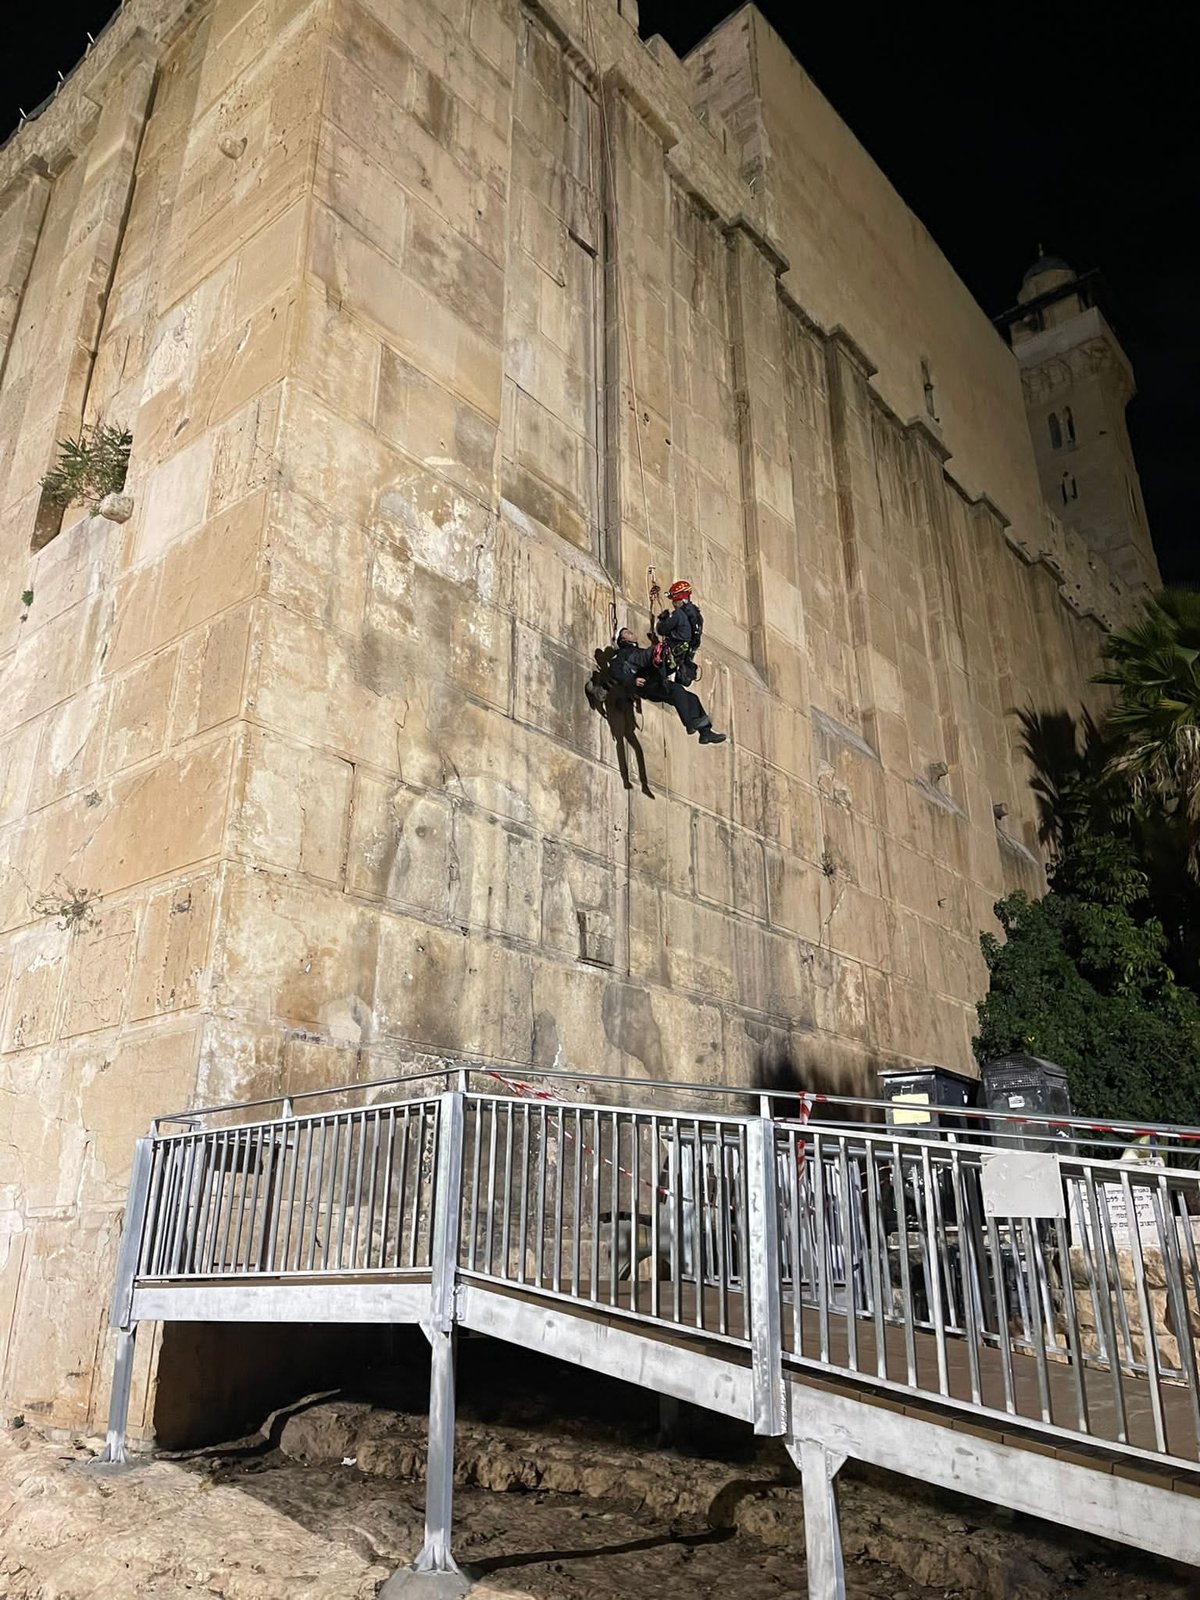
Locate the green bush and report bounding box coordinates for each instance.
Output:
[975,832,1200,1126]
[39,423,131,511]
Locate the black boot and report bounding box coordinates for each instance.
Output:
[698,727,727,745]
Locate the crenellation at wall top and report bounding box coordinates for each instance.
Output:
[819,318,1140,633]
[0,3,185,192]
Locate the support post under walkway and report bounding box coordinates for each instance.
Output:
[382,1090,470,1597]
[788,1435,848,1600]
[96,1136,154,1468]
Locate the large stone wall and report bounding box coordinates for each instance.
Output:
[0,0,1144,1439]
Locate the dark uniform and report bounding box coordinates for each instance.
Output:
[607,639,715,737]
[585,643,653,793]
[655,598,704,685]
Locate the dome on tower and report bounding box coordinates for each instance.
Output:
[1023,253,1072,282]
[1018,249,1076,305]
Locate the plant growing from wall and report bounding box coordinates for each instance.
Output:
[30,876,99,933]
[39,423,132,512]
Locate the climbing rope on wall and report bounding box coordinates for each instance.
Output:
[647,564,660,637]
[583,0,653,646]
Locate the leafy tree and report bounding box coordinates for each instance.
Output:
[978,591,1200,1123]
[975,832,1200,1126]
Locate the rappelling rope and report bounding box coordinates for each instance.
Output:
[583,0,653,648]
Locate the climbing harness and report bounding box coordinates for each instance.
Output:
[645,564,704,682]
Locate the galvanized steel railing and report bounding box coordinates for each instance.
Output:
[135,1098,441,1281]
[115,1068,1200,1473]
[458,1095,754,1343]
[774,1124,1200,1463]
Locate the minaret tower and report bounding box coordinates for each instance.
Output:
[997,252,1159,591]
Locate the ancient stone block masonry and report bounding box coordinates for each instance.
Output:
[0,0,1153,1440]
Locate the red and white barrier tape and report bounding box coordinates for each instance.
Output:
[483,1069,668,1197]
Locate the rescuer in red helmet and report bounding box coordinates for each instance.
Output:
[655,579,704,687]
[605,628,727,745]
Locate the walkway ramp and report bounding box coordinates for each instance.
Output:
[100,1068,1200,1597]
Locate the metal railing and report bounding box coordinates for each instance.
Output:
[458,1095,753,1343]
[773,1122,1200,1463]
[136,1098,441,1281]
[113,1067,1200,1472]
[144,1059,1200,1163]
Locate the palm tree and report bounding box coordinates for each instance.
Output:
[1012,700,1200,988]
[1093,588,1200,876]
[1015,705,1129,850]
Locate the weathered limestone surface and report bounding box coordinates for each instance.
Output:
[1,1420,1128,1600]
[0,0,1149,1437]
[1068,1222,1200,1374]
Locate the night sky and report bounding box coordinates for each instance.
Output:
[3,2,1194,583]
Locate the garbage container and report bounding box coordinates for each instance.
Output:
[980,1054,1074,1154]
[878,1065,979,1136]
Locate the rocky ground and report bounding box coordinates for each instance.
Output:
[0,1349,1195,1600]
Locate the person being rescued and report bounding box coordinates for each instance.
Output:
[586,639,654,794]
[607,578,727,745]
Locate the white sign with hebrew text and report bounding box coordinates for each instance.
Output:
[1067,1155,1165,1245]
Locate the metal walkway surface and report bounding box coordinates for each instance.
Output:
[100,1067,1200,1597]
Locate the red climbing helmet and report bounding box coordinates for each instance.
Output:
[667,579,692,601]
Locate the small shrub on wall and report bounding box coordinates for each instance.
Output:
[39,422,132,512]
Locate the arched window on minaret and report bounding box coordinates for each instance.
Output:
[1064,406,1076,444]
[1049,412,1062,449]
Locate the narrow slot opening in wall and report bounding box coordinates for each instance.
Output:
[31,420,132,551]
[920,358,939,424]
[31,489,66,551]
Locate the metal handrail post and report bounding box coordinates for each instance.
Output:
[746,1117,786,1435]
[393,1091,469,1595]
